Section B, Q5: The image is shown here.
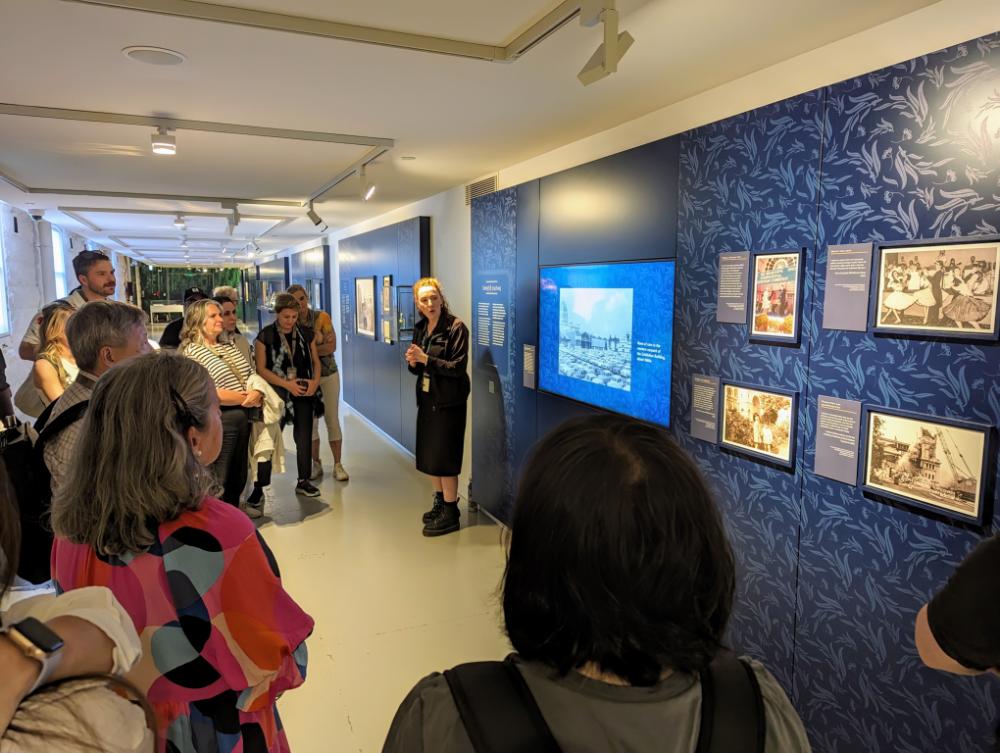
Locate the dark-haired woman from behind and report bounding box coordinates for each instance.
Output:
[382,414,810,753]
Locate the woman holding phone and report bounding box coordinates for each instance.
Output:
[252,293,323,499]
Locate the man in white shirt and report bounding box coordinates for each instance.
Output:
[18,250,117,361]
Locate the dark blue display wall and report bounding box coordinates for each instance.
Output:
[338,217,430,453]
[472,31,1000,753]
[471,138,679,522]
[288,244,331,316]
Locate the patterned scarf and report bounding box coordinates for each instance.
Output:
[267,325,323,423]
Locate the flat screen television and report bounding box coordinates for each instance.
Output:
[538,259,675,427]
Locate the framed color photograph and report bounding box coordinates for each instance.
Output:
[871,239,1000,340]
[860,406,993,526]
[719,382,797,468]
[749,249,804,345]
[355,276,376,339]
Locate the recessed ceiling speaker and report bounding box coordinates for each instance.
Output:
[122,46,187,66]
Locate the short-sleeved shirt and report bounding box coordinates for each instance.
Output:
[927,534,1000,670]
[302,309,337,377]
[382,654,812,753]
[256,323,315,379]
[22,287,90,347]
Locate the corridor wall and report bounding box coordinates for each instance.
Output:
[338,217,430,453]
[472,32,1000,753]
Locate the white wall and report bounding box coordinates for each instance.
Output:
[0,205,46,407]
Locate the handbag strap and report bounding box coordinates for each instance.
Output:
[444,659,562,753]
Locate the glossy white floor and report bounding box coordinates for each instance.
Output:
[257,408,510,753]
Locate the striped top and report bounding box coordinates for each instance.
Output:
[182,340,253,391]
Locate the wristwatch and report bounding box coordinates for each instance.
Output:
[1,617,64,694]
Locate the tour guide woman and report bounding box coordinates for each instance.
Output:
[252,293,323,499]
[405,277,470,537]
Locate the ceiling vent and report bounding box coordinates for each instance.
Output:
[465,175,498,205]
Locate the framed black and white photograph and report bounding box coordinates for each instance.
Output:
[355,276,376,339]
[859,406,993,526]
[719,382,798,468]
[871,239,1000,340]
[749,249,804,345]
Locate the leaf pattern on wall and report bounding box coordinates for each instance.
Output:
[471,188,519,519]
[674,90,825,691]
[795,34,1000,753]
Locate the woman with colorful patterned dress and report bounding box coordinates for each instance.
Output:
[50,353,314,753]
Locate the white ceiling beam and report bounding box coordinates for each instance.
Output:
[59,0,583,62]
[0,102,393,148]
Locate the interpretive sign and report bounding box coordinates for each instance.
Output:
[690,374,720,443]
[717,252,750,323]
[822,244,872,331]
[814,396,862,484]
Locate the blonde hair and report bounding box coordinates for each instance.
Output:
[286,284,307,298]
[179,299,222,351]
[51,353,217,556]
[36,302,74,384]
[413,277,451,318]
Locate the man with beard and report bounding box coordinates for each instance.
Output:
[18,250,117,361]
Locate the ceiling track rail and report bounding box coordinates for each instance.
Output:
[61,0,581,62]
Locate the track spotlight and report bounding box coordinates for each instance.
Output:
[306,202,328,232]
[174,214,185,229]
[360,165,376,201]
[151,126,176,155]
[180,239,188,249]
[577,0,634,86]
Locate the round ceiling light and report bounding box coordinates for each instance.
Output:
[122,46,187,66]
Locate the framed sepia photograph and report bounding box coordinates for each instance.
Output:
[355,276,376,339]
[871,238,1000,340]
[382,274,393,314]
[719,382,797,468]
[859,407,993,526]
[749,249,804,345]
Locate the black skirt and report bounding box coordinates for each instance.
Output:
[415,399,467,477]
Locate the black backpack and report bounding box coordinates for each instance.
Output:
[0,399,90,584]
[444,652,765,753]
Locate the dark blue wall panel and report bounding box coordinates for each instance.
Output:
[672,90,824,691]
[339,217,430,449]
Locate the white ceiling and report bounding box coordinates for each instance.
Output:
[0,0,989,265]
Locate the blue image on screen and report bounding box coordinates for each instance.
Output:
[538,260,675,427]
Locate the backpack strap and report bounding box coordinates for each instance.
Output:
[444,659,562,753]
[36,399,90,449]
[696,652,766,753]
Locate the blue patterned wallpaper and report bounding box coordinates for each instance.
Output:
[471,31,1000,753]
[793,34,1000,753]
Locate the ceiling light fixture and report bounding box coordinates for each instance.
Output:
[306,202,328,232]
[360,164,376,201]
[577,0,634,86]
[180,239,188,249]
[174,214,185,229]
[151,126,176,155]
[123,46,186,66]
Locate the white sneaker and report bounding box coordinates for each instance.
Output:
[310,460,323,480]
[334,463,350,481]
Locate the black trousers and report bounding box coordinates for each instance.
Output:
[212,406,250,506]
[256,397,314,485]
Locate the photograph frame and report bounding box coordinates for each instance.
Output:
[748,248,805,346]
[354,275,376,340]
[718,381,798,469]
[858,405,994,527]
[869,236,1000,342]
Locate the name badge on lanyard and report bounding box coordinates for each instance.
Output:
[422,374,431,393]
